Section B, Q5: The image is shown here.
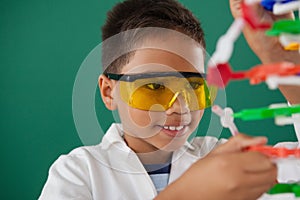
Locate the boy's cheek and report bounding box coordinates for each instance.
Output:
[191,110,204,122]
[117,103,163,138]
[188,110,204,133]
[127,108,169,131]
[113,94,153,127]
[128,108,154,127]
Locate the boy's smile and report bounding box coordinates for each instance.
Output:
[157,125,189,138]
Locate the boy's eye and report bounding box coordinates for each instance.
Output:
[145,83,165,90]
[187,82,201,90]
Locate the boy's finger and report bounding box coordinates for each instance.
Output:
[244,182,277,200]
[241,152,276,172]
[229,0,243,18]
[211,134,267,155]
[229,134,267,150]
[230,0,293,20]
[226,134,267,152]
[245,165,277,186]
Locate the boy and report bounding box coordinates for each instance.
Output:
[39,0,297,199]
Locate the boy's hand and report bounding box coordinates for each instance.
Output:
[230,0,300,104]
[229,0,300,64]
[157,153,276,200]
[156,135,277,200]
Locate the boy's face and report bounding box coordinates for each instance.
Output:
[103,37,207,153]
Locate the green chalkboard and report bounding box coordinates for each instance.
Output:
[1,0,297,199]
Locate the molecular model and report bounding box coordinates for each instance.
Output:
[208,0,300,198]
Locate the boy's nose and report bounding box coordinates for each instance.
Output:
[165,92,190,115]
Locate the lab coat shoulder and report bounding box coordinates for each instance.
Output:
[39,146,99,200]
[39,130,157,199]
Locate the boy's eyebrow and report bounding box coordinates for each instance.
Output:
[104,71,206,82]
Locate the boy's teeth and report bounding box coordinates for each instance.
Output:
[176,126,184,130]
[169,126,176,131]
[163,126,184,131]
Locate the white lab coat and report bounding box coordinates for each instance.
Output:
[39,123,300,200]
[39,123,225,200]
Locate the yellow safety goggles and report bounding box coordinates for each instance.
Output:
[105,72,217,111]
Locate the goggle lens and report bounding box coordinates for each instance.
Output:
[105,72,216,111]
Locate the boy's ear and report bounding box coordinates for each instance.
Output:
[98,74,117,110]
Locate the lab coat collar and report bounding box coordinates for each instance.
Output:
[99,123,200,177]
[101,123,129,151]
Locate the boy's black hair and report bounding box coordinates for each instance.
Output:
[102,0,205,73]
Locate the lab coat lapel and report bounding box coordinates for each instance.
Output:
[169,145,199,183]
[101,124,158,197]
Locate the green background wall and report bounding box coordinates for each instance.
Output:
[1,0,297,199]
